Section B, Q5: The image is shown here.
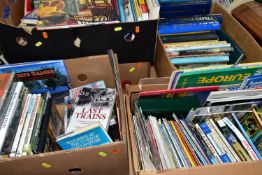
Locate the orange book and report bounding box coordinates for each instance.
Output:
[171,121,198,166]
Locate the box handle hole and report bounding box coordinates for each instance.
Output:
[77,74,88,81]
[16,37,28,46]
[68,168,82,174]
[124,32,135,42]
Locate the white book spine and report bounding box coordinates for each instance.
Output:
[22,94,41,156]
[15,94,36,157]
[0,82,24,152]
[223,117,259,160]
[206,120,236,162]
[195,123,223,164]
[9,94,32,157]
[209,118,241,162]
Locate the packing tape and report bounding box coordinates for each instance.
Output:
[41,163,52,168]
[129,67,135,72]
[98,152,107,157]
[114,27,122,32]
[35,41,42,47]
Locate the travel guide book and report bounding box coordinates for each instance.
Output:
[37,0,119,30]
[66,88,116,133]
[0,60,70,94]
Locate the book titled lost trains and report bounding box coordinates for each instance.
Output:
[0,60,70,94]
[37,0,119,30]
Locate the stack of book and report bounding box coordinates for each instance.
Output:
[21,0,160,30]
[159,14,238,70]
[132,62,262,170]
[159,0,212,18]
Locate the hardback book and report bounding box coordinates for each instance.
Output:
[37,0,119,30]
[0,72,15,110]
[66,88,116,133]
[0,60,70,94]
[56,122,112,150]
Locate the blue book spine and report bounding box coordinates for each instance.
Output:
[130,0,138,21]
[118,0,126,22]
[158,21,221,35]
[57,126,112,150]
[200,122,232,163]
[231,113,262,160]
[170,55,229,65]
[160,14,222,24]
[240,75,262,89]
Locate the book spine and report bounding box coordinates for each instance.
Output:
[206,120,237,162]
[170,55,229,65]
[0,72,15,110]
[223,117,259,160]
[130,0,138,21]
[231,113,262,160]
[118,0,126,22]
[199,122,232,163]
[15,94,36,157]
[134,0,143,21]
[139,0,149,20]
[159,21,221,35]
[0,82,24,152]
[195,123,223,163]
[9,94,32,157]
[22,94,41,156]
[160,14,223,24]
[209,118,241,162]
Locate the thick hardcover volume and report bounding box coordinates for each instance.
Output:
[0,82,24,152]
[231,113,262,160]
[161,31,219,43]
[38,0,119,29]
[66,88,116,133]
[0,73,15,110]
[56,122,112,150]
[35,95,52,153]
[199,122,232,163]
[0,60,70,94]
[9,94,32,157]
[232,1,262,45]
[223,117,259,160]
[170,55,229,65]
[158,21,221,35]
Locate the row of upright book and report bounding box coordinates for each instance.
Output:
[132,62,262,170]
[21,0,160,30]
[0,57,120,157]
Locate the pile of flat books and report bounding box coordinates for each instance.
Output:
[21,0,160,30]
[132,62,262,170]
[159,14,237,70]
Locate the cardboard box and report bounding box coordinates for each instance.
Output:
[0,55,129,175]
[154,3,262,77]
[125,78,262,175]
[0,0,158,64]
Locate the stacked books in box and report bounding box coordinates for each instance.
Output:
[131,62,262,170]
[0,59,120,158]
[158,14,242,70]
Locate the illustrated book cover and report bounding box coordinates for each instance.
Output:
[56,122,112,150]
[66,88,116,133]
[0,60,70,94]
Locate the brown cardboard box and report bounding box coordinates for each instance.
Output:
[125,78,262,175]
[154,3,262,77]
[0,55,129,175]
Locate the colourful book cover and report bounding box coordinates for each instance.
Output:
[66,88,116,133]
[56,122,112,150]
[240,75,262,89]
[37,0,119,29]
[0,60,70,94]
[170,63,262,89]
